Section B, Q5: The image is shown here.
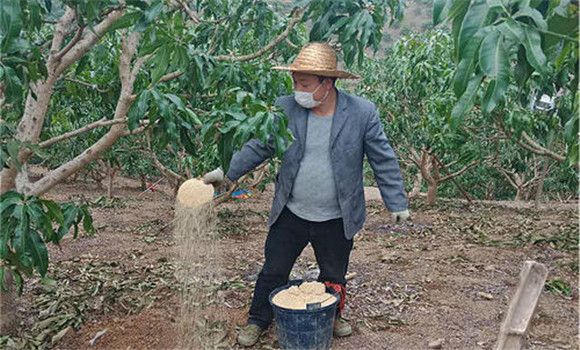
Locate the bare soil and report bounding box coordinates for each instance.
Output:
[11,175,579,350]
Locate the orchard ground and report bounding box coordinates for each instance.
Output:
[13,173,579,350]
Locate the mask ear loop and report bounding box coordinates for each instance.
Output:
[314,79,331,104]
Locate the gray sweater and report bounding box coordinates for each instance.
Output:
[286,111,341,221]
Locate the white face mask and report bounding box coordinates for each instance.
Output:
[294,82,329,109]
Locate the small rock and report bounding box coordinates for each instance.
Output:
[302,269,320,281]
[477,292,494,300]
[428,339,444,349]
[243,273,258,282]
[476,341,486,347]
[345,272,358,280]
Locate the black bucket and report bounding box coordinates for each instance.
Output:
[268,280,340,350]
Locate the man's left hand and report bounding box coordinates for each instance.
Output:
[392,209,411,223]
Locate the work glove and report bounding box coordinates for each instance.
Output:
[392,209,411,224]
[203,167,234,192]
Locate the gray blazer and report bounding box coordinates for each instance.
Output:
[226,89,408,239]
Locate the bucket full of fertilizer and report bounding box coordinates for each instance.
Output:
[269,280,340,350]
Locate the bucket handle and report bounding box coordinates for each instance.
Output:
[306,302,322,310]
[306,294,335,310]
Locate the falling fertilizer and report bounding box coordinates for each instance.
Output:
[173,178,222,349]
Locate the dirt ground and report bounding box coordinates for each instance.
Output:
[7,175,579,350]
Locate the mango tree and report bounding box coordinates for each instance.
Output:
[354,29,486,204]
[434,0,578,167]
[0,0,404,335]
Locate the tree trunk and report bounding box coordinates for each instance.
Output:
[426,181,438,204]
[0,169,17,336]
[0,270,17,335]
[515,188,523,201]
[534,158,551,207]
[107,165,114,199]
[408,172,423,198]
[140,174,147,190]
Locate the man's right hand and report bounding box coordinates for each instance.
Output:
[203,167,234,192]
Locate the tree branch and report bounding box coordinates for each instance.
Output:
[54,25,85,61]
[520,131,566,162]
[495,116,568,164]
[39,118,149,149]
[47,7,77,73]
[148,70,183,89]
[25,32,142,196]
[175,0,201,24]
[213,7,305,62]
[498,168,519,189]
[439,160,480,183]
[64,77,109,93]
[54,8,125,77]
[145,131,186,183]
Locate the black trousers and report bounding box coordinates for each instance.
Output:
[248,206,354,329]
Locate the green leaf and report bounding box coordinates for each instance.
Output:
[486,0,506,9]
[57,205,79,241]
[497,18,524,42]
[82,207,94,236]
[128,89,150,130]
[479,30,510,114]
[522,27,546,73]
[13,204,28,255]
[218,119,240,134]
[3,66,23,103]
[12,269,23,295]
[544,13,577,49]
[0,226,9,260]
[185,108,202,126]
[165,93,184,110]
[6,139,21,171]
[514,45,533,89]
[151,46,171,84]
[0,192,21,218]
[40,276,57,286]
[26,230,49,276]
[0,267,6,292]
[174,46,189,71]
[451,73,483,126]
[1,0,23,49]
[40,200,64,226]
[447,0,471,21]
[479,30,508,77]
[134,0,163,32]
[457,0,489,58]
[28,0,41,30]
[108,11,142,32]
[514,7,547,31]
[218,133,233,173]
[450,1,473,61]
[454,28,488,96]
[433,0,451,26]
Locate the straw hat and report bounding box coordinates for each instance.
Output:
[274,42,359,79]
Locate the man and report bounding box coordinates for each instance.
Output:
[203,42,410,347]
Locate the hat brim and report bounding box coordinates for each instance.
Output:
[273,66,359,79]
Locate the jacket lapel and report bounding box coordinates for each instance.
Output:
[292,104,309,153]
[330,89,349,149]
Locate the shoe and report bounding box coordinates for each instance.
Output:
[237,324,263,347]
[333,316,352,337]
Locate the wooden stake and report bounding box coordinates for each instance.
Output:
[495,261,548,350]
